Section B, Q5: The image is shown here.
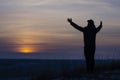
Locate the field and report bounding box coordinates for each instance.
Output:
[0,59,120,80]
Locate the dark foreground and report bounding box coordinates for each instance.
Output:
[0,59,120,80]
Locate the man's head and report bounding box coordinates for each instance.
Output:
[87,19,95,28]
[87,19,94,24]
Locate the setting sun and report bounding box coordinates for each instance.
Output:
[21,48,31,53]
[19,46,34,53]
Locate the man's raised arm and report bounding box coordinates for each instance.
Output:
[67,18,84,32]
[96,21,103,33]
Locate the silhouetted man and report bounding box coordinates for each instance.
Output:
[67,18,102,72]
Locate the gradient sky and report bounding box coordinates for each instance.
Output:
[0,0,120,59]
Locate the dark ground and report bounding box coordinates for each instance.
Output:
[0,59,120,80]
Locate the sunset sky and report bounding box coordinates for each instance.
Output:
[0,0,120,59]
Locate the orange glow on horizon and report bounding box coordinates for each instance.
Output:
[21,48,31,53]
[19,46,35,53]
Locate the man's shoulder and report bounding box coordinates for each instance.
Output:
[80,27,86,32]
[83,27,87,30]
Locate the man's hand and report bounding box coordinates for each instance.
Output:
[67,18,72,23]
[100,21,102,26]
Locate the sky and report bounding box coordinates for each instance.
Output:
[0,0,120,59]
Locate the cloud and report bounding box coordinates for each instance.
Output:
[0,0,120,59]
